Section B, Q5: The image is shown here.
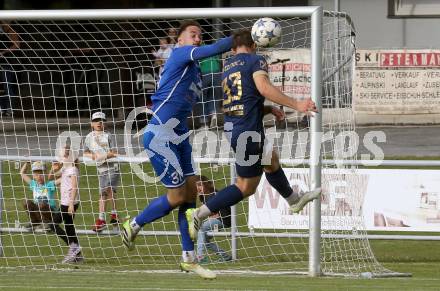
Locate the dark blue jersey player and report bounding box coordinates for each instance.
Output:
[122,20,232,279]
[187,29,322,240]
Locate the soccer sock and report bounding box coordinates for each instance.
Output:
[111,209,117,216]
[98,212,105,221]
[178,202,195,254]
[182,250,196,263]
[202,184,243,220]
[265,167,299,205]
[135,194,175,227]
[197,205,212,220]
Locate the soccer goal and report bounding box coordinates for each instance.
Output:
[0,7,405,277]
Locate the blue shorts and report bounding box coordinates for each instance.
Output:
[143,129,196,188]
[229,129,265,178]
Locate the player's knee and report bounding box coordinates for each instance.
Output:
[167,188,187,206]
[235,180,258,197]
[170,195,186,206]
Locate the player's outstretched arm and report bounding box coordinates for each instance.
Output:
[191,36,233,61]
[254,74,317,114]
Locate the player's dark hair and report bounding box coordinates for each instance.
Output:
[178,20,201,37]
[232,29,254,49]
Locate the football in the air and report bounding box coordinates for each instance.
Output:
[251,17,282,48]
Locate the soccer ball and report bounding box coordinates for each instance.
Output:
[251,17,282,48]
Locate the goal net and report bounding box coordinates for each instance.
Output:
[0,8,397,277]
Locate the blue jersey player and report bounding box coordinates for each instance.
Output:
[122,21,232,279]
[187,29,321,240]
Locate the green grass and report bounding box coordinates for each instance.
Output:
[1,161,440,289]
[0,262,438,290]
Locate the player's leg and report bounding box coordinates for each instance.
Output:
[187,131,264,239]
[122,184,185,250]
[122,131,186,250]
[264,150,321,213]
[263,150,299,204]
[187,175,261,240]
[174,138,216,279]
[178,175,197,264]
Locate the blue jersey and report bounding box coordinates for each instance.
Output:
[144,37,232,187]
[222,53,268,132]
[150,37,233,132]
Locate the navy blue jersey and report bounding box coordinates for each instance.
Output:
[149,37,232,132]
[222,53,268,132]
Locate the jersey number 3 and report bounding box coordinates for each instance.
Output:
[223,71,242,106]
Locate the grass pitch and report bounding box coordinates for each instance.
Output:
[1,161,440,290]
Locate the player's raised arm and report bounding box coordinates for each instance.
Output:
[254,73,317,114]
[172,20,232,64]
[190,37,232,61]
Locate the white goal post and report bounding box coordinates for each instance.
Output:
[0,6,408,277]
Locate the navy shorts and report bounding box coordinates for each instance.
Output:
[143,128,196,188]
[229,129,265,178]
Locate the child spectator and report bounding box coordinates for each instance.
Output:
[21,161,82,263]
[152,37,173,77]
[21,161,58,231]
[84,111,120,232]
[167,27,178,47]
[195,175,232,264]
[53,144,83,263]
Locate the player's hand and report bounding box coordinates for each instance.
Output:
[271,107,285,121]
[296,98,318,115]
[68,202,75,215]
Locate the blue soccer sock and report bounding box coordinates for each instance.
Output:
[265,167,293,198]
[205,184,244,214]
[178,202,195,252]
[135,194,174,227]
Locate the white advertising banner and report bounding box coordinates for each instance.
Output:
[353,49,440,114]
[248,168,440,232]
[264,48,311,100]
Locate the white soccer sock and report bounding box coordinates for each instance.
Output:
[182,250,196,263]
[196,205,212,221]
[99,212,105,221]
[130,219,141,233]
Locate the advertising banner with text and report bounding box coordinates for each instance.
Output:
[248,168,440,232]
[353,49,440,114]
[262,49,311,114]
